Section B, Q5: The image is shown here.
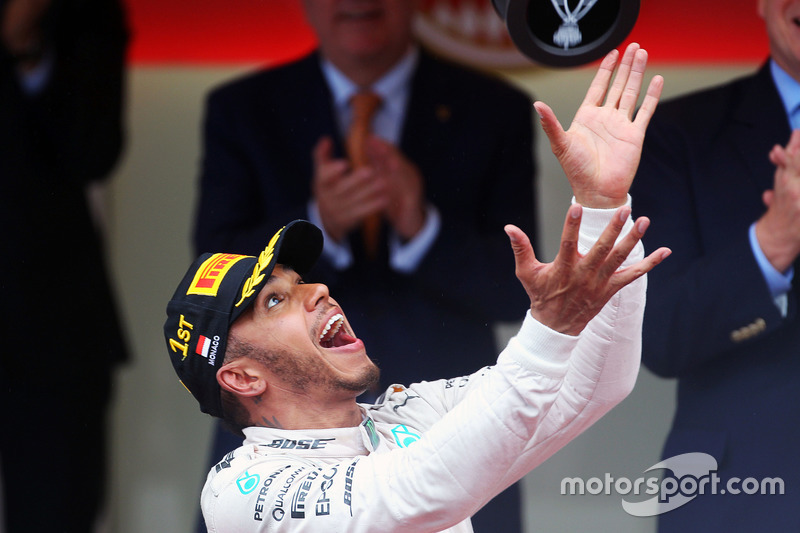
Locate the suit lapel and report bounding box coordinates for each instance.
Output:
[400,51,456,166]
[278,52,346,162]
[730,62,792,193]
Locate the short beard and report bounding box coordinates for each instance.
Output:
[226,335,380,395]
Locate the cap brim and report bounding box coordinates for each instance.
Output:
[276,220,324,276]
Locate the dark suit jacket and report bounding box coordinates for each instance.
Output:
[0,0,128,393]
[631,62,800,531]
[194,50,537,386]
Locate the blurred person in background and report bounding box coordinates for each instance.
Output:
[631,0,800,530]
[0,0,128,531]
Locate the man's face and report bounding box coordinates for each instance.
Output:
[301,0,417,67]
[229,265,379,398]
[759,0,800,78]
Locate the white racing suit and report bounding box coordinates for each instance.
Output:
[201,203,646,532]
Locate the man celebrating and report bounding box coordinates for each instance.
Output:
[195,2,537,527]
[165,43,668,532]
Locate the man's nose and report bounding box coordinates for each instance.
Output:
[302,282,330,311]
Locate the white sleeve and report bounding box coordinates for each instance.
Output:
[496,200,645,486]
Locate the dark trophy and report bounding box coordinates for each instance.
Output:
[492,0,640,67]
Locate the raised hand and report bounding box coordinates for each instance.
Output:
[505,206,670,335]
[535,43,663,209]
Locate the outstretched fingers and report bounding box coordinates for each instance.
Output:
[506,205,671,336]
[581,206,631,275]
[582,48,620,107]
[633,73,664,131]
[604,43,639,110]
[505,223,539,282]
[612,241,672,292]
[602,216,672,289]
[533,101,567,157]
[554,203,584,269]
[577,42,662,133]
[598,212,647,281]
[617,47,648,118]
[581,208,671,287]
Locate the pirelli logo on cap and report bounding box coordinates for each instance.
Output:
[187,253,248,297]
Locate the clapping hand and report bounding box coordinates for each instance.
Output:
[756,129,800,273]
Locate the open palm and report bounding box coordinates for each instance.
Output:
[536,43,663,208]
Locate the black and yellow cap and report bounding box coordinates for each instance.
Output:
[163,220,323,417]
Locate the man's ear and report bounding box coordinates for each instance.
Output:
[217,359,267,397]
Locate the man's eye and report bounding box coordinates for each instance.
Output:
[267,295,282,309]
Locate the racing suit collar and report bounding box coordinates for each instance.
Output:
[242,409,384,455]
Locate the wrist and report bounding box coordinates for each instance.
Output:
[755,219,800,273]
[573,192,628,209]
[394,206,426,242]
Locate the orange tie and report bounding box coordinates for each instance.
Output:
[346,91,382,260]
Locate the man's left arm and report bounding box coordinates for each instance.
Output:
[491,43,668,481]
[496,204,647,486]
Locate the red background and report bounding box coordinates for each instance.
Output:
[126,0,768,66]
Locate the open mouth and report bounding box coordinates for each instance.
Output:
[319,313,357,348]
